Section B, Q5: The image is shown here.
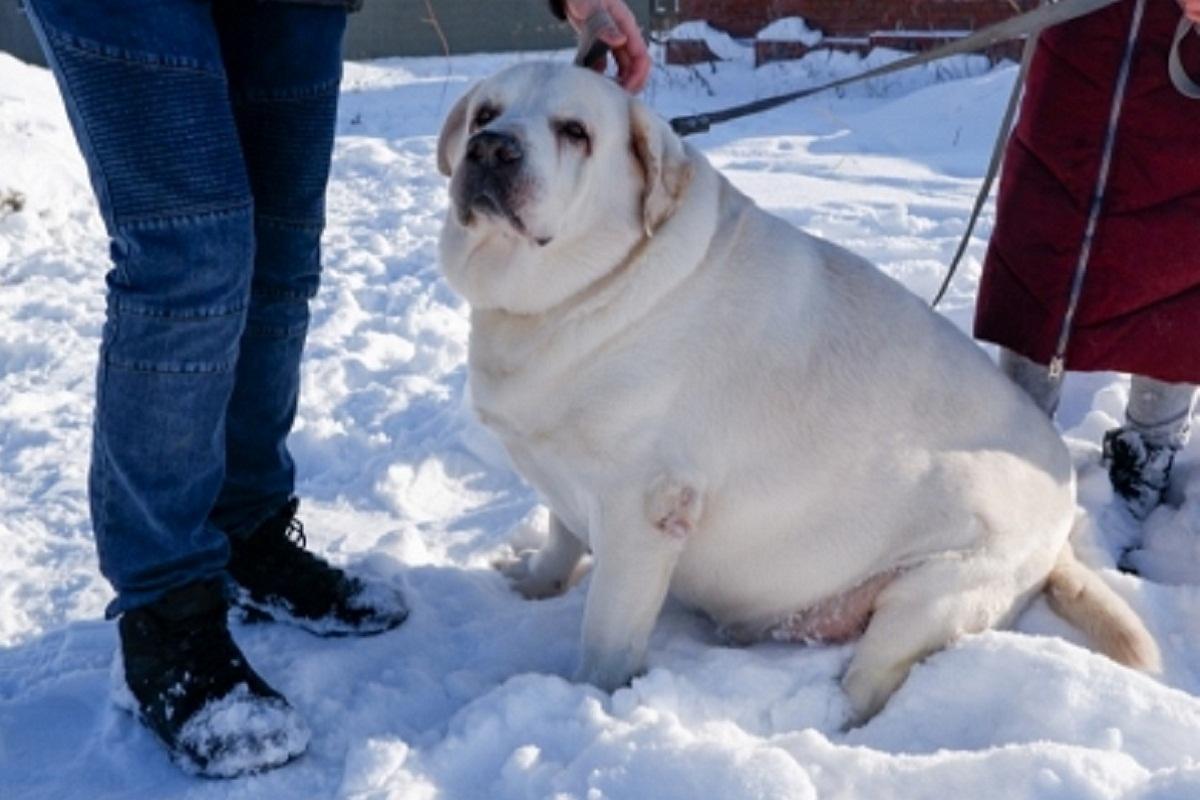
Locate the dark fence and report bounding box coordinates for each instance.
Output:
[0,1,653,66]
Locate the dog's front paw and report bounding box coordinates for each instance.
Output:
[494,549,569,600]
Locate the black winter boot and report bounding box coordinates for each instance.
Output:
[116,578,309,777]
[227,498,408,636]
[1102,427,1179,520]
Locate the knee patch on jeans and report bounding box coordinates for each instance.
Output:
[103,208,255,373]
[103,305,247,374]
[42,28,249,224]
[241,218,322,341]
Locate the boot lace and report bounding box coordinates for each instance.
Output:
[284,515,307,550]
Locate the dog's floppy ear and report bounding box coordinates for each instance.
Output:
[437,84,479,177]
[629,97,693,236]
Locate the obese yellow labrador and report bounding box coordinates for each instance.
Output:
[436,62,1159,723]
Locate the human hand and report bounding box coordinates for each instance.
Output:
[1179,0,1200,24]
[564,0,651,93]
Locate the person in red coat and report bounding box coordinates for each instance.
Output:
[976,0,1200,519]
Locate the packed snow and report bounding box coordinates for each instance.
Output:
[3,36,1200,800]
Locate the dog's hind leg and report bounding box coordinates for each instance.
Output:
[841,555,1033,726]
[499,514,588,600]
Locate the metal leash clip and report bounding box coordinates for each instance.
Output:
[1169,15,1200,98]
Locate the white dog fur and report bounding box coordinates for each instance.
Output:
[436,63,1160,723]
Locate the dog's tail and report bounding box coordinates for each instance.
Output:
[1043,543,1161,672]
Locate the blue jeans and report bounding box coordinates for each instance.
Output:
[23,0,348,615]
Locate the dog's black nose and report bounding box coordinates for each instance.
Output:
[466,131,523,169]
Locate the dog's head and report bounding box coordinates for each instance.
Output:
[437,62,692,313]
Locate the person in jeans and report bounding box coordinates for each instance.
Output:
[975,0,1200,521]
[22,0,649,778]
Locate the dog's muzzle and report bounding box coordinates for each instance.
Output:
[455,130,533,236]
[467,130,523,171]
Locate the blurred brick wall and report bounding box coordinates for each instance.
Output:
[655,1,1035,38]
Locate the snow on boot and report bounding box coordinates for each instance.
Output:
[115,579,309,778]
[1102,427,1179,520]
[227,498,408,636]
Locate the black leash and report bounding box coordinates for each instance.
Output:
[667,0,1125,138]
[577,0,1198,308]
[662,0,1134,308]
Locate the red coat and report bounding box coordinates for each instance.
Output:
[975,0,1200,384]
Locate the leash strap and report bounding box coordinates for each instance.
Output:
[935,9,1199,307]
[930,28,1039,307]
[1048,0,1148,380]
[668,0,1126,137]
[656,0,1197,316]
[938,7,1198,308]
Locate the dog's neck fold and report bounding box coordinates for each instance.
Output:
[470,155,733,382]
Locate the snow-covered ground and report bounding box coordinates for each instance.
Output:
[3,40,1200,800]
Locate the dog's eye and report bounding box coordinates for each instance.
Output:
[555,119,590,147]
[472,105,499,130]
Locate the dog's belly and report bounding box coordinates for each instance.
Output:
[669,547,902,646]
[724,568,901,645]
